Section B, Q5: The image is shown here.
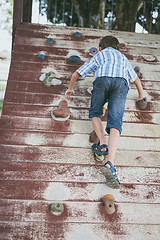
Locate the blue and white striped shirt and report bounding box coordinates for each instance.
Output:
[77,47,137,85]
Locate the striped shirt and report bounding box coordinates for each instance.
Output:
[76,47,137,85]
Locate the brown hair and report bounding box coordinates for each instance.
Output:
[99,36,120,50]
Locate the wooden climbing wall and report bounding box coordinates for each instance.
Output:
[0,23,160,239]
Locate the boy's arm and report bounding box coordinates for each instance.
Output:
[134,76,146,101]
[65,71,80,99]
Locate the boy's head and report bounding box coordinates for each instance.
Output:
[99,36,120,50]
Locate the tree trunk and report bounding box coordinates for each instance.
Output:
[23,0,33,22]
[114,0,142,32]
[71,0,101,28]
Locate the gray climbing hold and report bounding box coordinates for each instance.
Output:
[134,66,141,78]
[136,97,147,109]
[67,55,82,64]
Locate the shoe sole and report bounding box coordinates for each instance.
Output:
[101,166,120,189]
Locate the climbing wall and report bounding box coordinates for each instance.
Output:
[0,23,160,239]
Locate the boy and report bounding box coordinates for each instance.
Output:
[65,36,145,189]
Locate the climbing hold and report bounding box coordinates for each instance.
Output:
[74,31,80,37]
[49,203,64,215]
[51,100,70,121]
[39,72,62,87]
[47,37,54,44]
[89,130,99,144]
[39,71,56,87]
[43,71,56,87]
[136,97,147,110]
[142,54,156,62]
[102,106,106,117]
[67,55,82,64]
[120,43,126,50]
[102,194,115,215]
[39,73,46,81]
[37,54,46,59]
[95,153,104,161]
[87,87,92,95]
[51,79,62,85]
[89,47,98,56]
[134,66,141,78]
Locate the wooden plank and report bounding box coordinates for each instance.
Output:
[2,103,160,125]
[8,61,160,82]
[14,35,160,56]
[1,116,160,138]
[8,68,160,82]
[0,180,160,204]
[6,70,160,91]
[11,49,160,66]
[3,91,160,113]
[0,160,159,184]
[0,200,160,225]
[0,129,159,151]
[0,144,160,167]
[5,80,160,101]
[10,59,160,75]
[0,221,160,240]
[15,26,160,46]
[18,22,160,41]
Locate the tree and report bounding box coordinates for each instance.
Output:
[38,0,160,34]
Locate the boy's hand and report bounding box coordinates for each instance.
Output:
[137,95,146,102]
[65,89,74,99]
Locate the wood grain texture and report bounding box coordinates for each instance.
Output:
[0,22,160,240]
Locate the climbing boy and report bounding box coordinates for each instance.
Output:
[65,36,146,189]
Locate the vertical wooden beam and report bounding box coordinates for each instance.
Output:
[12,0,23,49]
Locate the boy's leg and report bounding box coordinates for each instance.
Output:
[92,117,120,162]
[107,128,120,165]
[91,117,107,151]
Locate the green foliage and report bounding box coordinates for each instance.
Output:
[0,0,13,34]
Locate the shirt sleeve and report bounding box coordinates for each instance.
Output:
[76,57,98,78]
[127,61,137,82]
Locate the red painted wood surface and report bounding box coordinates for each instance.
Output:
[0,23,160,239]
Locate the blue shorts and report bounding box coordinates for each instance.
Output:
[89,77,129,134]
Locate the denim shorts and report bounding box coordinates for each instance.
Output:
[89,76,129,134]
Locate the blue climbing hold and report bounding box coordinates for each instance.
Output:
[48,38,54,44]
[67,55,82,64]
[37,54,46,59]
[74,31,80,37]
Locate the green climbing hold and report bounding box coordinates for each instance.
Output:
[49,203,64,213]
[95,153,104,161]
[42,71,56,87]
